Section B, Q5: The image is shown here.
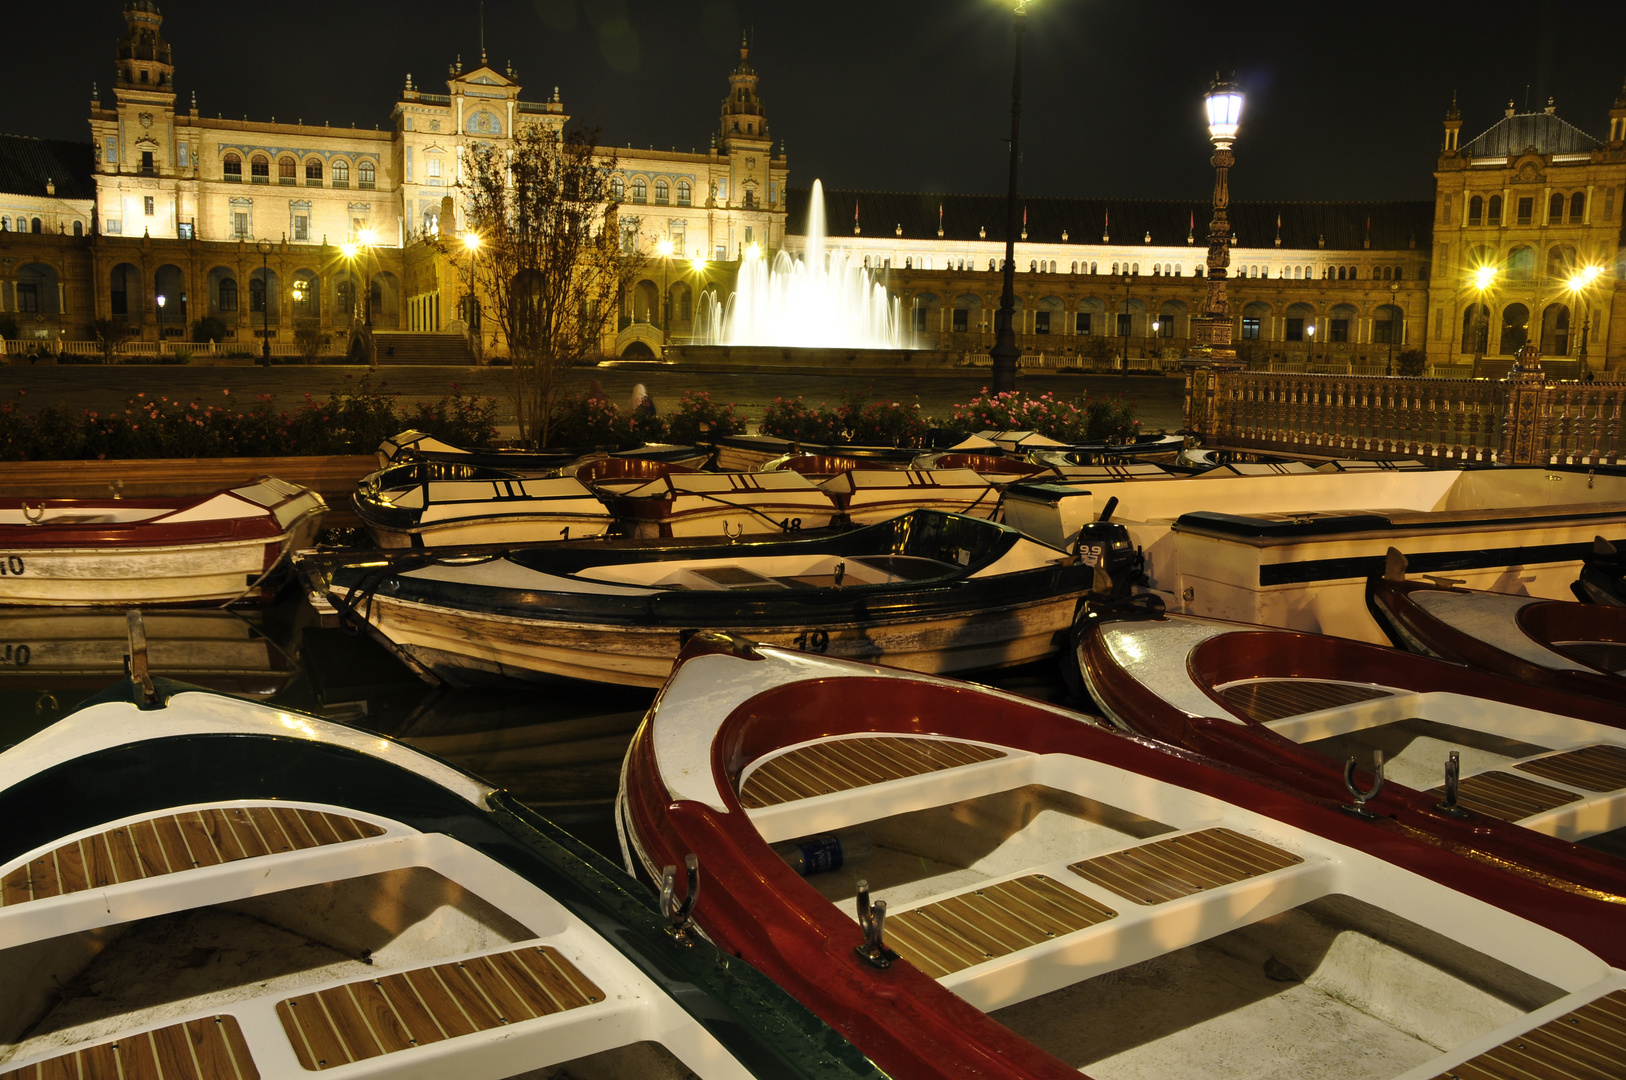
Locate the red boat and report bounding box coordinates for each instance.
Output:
[1368,546,1626,701]
[0,476,325,605]
[622,635,1626,1080]
[1076,606,1626,862]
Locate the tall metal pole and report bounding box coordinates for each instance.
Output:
[257,239,272,367]
[1196,76,1242,363]
[988,1,1028,395]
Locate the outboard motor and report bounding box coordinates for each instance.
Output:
[1072,496,1143,599]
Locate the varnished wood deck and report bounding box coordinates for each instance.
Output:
[0,1016,257,1080]
[0,806,385,906]
[882,875,1117,979]
[276,945,602,1070]
[1067,828,1302,906]
[1218,680,1392,723]
[1427,772,1581,821]
[739,737,1006,809]
[1555,640,1626,674]
[1515,745,1626,793]
[1428,988,1626,1080]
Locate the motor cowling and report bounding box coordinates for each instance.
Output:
[1073,495,1142,598]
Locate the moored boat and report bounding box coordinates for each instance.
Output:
[622,633,1626,1080]
[353,460,615,548]
[818,467,1002,524]
[1076,606,1626,858]
[1576,535,1626,605]
[1368,547,1626,700]
[296,510,1093,688]
[0,666,883,1080]
[377,428,710,472]
[598,469,839,539]
[0,477,325,606]
[1004,464,1626,642]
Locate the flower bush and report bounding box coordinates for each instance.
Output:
[837,390,930,447]
[665,391,740,445]
[759,396,844,445]
[1085,395,1141,443]
[0,377,499,461]
[944,389,1092,443]
[545,395,642,448]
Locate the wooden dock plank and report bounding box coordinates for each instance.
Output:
[1069,828,1302,906]
[0,805,386,908]
[739,736,1006,809]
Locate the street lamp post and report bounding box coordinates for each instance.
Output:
[1470,264,1496,375]
[988,0,1030,395]
[1567,265,1603,371]
[256,239,272,366]
[155,293,166,348]
[657,238,674,346]
[1195,76,1244,362]
[1119,269,1131,374]
[1386,279,1400,375]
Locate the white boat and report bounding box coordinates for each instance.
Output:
[1003,465,1626,642]
[603,469,839,539]
[0,664,884,1080]
[0,477,325,606]
[296,510,1093,688]
[622,634,1626,1080]
[818,467,1002,524]
[353,460,615,548]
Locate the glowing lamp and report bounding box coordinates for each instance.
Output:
[341,242,358,258]
[1205,78,1244,143]
[357,227,376,245]
[463,233,481,252]
[745,242,761,260]
[691,256,707,273]
[657,238,674,257]
[1472,265,1497,290]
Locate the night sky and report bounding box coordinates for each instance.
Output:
[4,0,1623,205]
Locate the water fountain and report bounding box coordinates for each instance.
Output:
[694,179,904,349]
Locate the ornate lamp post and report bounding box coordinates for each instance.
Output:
[1386,279,1401,375]
[657,237,674,344]
[1567,264,1603,370]
[341,227,377,365]
[987,0,1030,394]
[256,238,272,366]
[155,293,166,345]
[1118,268,1131,374]
[1470,264,1496,374]
[1195,75,1243,361]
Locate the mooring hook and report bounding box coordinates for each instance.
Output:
[723,521,744,543]
[832,561,846,588]
[659,854,700,940]
[1342,751,1385,815]
[125,609,159,705]
[1435,750,1469,817]
[21,502,44,525]
[853,878,898,968]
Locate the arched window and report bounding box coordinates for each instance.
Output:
[631,178,646,203]
[676,180,691,206]
[1468,195,1483,225]
[305,158,323,181]
[358,160,375,186]
[1174,265,1181,277]
[1499,302,1530,355]
[30,218,41,233]
[1550,192,1565,223]
[611,177,624,200]
[1382,266,1392,280]
[1462,303,1489,352]
[331,159,350,185]
[1070,261,1077,274]
[223,153,242,180]
[989,259,996,271]
[278,156,296,181]
[654,179,669,204]
[1029,260,1037,272]
[1089,262,1097,274]
[1110,262,1118,275]
[250,155,269,180]
[1547,245,1577,280]
[1505,245,1535,280]
[1131,262,1139,274]
[1337,266,1346,280]
[218,277,238,312]
[73,220,83,236]
[1487,195,1502,225]
[1152,263,1161,276]
[1570,191,1586,222]
[248,277,266,312]
[1394,267,1403,280]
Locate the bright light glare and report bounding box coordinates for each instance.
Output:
[341,242,358,258]
[745,242,761,260]
[1567,265,1602,291]
[1205,81,1244,142]
[691,256,707,272]
[1472,265,1497,290]
[156,295,166,307]
[357,227,376,245]
[463,233,481,252]
[657,238,674,257]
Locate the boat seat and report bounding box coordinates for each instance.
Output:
[881,874,1117,979]
[1430,988,1626,1080]
[0,1015,256,1080]
[738,737,1007,809]
[0,806,385,907]
[1516,745,1626,792]
[1067,827,1303,907]
[278,944,602,1071]
[1218,679,1392,723]
[1425,771,1581,822]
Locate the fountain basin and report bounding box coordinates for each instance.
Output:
[663,344,970,376]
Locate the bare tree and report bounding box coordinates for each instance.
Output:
[90,318,134,364]
[459,125,642,447]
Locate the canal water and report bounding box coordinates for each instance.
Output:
[0,592,1083,864]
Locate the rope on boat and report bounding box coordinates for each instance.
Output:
[615,748,638,877]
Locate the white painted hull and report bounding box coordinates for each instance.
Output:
[371,512,615,548]
[351,591,1079,688]
[1,532,312,606]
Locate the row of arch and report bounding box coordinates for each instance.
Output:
[611,176,693,207]
[222,153,375,186]
[1467,190,1586,227]
[102,262,400,324]
[1459,301,1582,356]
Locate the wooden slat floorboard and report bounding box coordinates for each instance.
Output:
[0,806,385,907]
[1428,989,1626,1080]
[0,1016,259,1080]
[1068,828,1302,906]
[1554,640,1626,674]
[883,875,1117,979]
[1515,745,1626,793]
[1427,771,1581,822]
[274,945,602,1070]
[739,736,1006,809]
[1219,679,1392,723]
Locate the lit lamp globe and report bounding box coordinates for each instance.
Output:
[656,238,674,258]
[1205,79,1244,146]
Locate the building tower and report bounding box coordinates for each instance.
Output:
[91,2,181,240]
[717,36,772,218]
[1610,79,1626,147]
[1442,93,1462,154]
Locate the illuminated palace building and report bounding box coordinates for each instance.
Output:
[0,2,786,355]
[0,0,1621,375]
